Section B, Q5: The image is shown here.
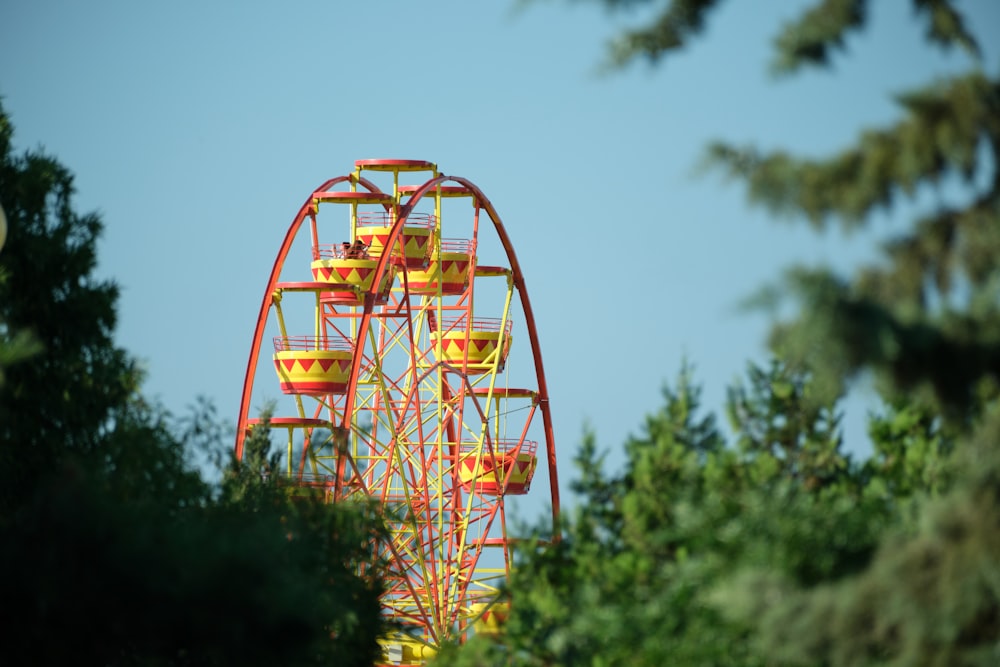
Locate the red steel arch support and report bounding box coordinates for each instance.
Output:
[234,174,385,459]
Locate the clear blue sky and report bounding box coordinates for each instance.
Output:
[3,0,998,495]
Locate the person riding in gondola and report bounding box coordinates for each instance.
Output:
[348,238,368,259]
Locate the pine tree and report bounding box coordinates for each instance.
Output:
[433,365,893,666]
[574,0,1000,424]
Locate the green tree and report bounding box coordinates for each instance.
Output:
[435,363,895,666]
[713,408,1000,666]
[0,101,387,666]
[0,104,138,514]
[862,398,956,514]
[574,0,1000,424]
[726,358,848,491]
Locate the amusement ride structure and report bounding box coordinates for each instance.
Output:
[234,159,560,664]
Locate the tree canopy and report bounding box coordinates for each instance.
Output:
[435,359,995,666]
[0,101,387,666]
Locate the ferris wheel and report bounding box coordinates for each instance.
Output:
[234,159,560,664]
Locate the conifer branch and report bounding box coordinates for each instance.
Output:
[770,0,866,75]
